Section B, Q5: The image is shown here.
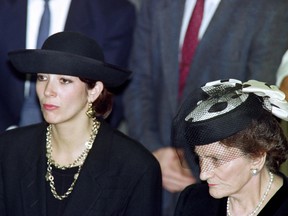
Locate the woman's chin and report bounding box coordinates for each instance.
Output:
[209,189,225,199]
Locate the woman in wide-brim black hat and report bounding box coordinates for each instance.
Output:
[0,31,162,216]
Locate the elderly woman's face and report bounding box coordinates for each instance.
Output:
[36,73,89,124]
[195,142,254,199]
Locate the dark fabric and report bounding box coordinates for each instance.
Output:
[46,165,78,216]
[182,94,266,146]
[0,120,162,216]
[0,0,135,131]
[175,174,288,216]
[8,32,132,88]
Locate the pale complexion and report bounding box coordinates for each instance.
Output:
[195,142,282,216]
[36,73,103,166]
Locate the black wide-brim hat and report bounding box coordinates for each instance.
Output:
[8,31,131,88]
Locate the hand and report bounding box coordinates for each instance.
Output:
[153,147,197,193]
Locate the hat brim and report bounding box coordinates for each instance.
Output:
[8,49,131,88]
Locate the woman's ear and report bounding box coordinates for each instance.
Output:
[251,152,267,171]
[88,81,104,102]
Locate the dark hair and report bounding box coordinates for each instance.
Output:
[221,110,288,173]
[79,78,113,118]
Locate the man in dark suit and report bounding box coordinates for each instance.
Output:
[0,0,135,132]
[124,0,288,215]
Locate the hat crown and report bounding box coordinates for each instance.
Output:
[42,32,104,61]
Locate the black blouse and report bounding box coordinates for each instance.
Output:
[46,165,79,216]
[175,173,288,216]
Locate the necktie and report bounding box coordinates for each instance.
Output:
[178,0,204,99]
[37,0,51,49]
[19,0,50,126]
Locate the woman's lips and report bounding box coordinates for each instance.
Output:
[43,104,59,110]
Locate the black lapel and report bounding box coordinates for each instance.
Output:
[64,0,106,46]
[20,124,48,216]
[64,0,91,32]
[159,0,186,113]
[3,0,27,50]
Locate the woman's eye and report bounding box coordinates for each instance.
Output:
[209,157,222,166]
[211,157,219,162]
[60,78,72,84]
[37,74,47,81]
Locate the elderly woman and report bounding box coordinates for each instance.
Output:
[0,32,162,216]
[173,79,288,216]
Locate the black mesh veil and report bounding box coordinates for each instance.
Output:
[172,79,288,173]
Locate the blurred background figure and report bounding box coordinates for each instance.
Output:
[129,0,142,11]
[276,51,288,176]
[277,50,288,99]
[0,0,135,132]
[124,0,288,215]
[173,79,288,216]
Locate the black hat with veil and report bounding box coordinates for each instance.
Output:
[172,79,288,172]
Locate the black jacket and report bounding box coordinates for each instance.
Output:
[0,121,162,216]
[175,173,288,216]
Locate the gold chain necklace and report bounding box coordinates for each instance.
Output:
[226,171,274,216]
[45,118,100,200]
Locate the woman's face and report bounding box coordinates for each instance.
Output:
[36,73,90,124]
[195,142,254,199]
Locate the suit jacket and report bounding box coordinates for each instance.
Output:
[0,0,135,131]
[174,174,288,216]
[124,0,288,157]
[0,120,162,216]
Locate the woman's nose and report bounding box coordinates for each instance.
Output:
[199,159,214,181]
[199,169,213,181]
[43,81,56,97]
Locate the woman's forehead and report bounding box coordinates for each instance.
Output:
[195,141,243,157]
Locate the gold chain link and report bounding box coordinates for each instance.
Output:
[45,118,100,200]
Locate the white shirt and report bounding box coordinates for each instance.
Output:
[26,0,71,49]
[179,0,221,48]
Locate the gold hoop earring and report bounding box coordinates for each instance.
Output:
[86,102,95,118]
